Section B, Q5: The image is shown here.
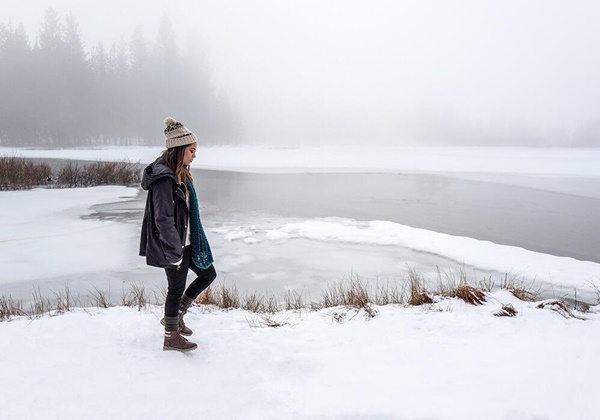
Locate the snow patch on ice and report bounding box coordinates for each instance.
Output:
[265,217,600,294]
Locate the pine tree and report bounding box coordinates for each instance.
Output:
[129,26,151,143]
[89,42,109,144]
[35,7,67,145]
[62,13,90,145]
[0,22,34,145]
[107,39,131,144]
[37,7,63,54]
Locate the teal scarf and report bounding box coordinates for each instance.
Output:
[187,180,214,269]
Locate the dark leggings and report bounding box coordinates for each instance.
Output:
[164,246,217,317]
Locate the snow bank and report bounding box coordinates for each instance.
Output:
[261,218,600,293]
[0,293,597,420]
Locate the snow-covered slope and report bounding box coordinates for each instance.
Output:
[0,294,597,420]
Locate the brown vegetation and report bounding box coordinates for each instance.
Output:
[408,267,434,305]
[494,304,517,317]
[55,160,140,187]
[0,155,52,190]
[0,155,140,190]
[0,268,590,322]
[451,284,486,305]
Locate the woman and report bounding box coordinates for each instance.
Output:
[139,117,216,352]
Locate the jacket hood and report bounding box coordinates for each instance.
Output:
[141,156,175,190]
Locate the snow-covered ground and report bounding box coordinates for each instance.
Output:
[1,293,598,420]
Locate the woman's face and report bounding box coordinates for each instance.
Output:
[183,143,197,166]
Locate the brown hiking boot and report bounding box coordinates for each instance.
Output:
[178,314,193,336]
[163,330,198,352]
[160,313,193,336]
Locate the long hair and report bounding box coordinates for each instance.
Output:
[161,146,192,191]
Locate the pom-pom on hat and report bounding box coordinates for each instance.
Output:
[164,117,197,148]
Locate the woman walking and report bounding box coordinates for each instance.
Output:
[139,117,216,352]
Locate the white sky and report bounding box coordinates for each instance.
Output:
[4,0,600,144]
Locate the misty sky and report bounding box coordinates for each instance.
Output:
[4,0,600,145]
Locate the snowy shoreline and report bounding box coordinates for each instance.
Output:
[1,295,598,420]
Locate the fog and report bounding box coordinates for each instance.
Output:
[4,0,600,146]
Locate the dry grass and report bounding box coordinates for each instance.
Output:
[55,161,82,188]
[0,295,25,321]
[536,299,576,318]
[196,284,241,310]
[89,286,112,308]
[0,268,587,322]
[578,303,591,313]
[121,283,155,310]
[220,284,241,309]
[195,284,216,306]
[436,265,467,295]
[536,299,587,320]
[0,155,52,190]
[322,275,372,309]
[240,291,264,312]
[478,276,495,292]
[436,267,543,304]
[434,266,486,304]
[374,282,405,306]
[262,294,280,314]
[55,160,140,188]
[451,284,486,305]
[283,290,305,312]
[83,160,140,186]
[0,156,140,190]
[1,283,160,321]
[30,286,54,318]
[198,284,281,314]
[494,304,517,317]
[590,282,600,305]
[407,267,434,305]
[52,286,81,313]
[500,273,540,302]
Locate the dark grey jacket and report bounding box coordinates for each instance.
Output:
[139,156,189,268]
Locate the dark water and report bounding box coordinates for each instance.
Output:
[191,169,600,263]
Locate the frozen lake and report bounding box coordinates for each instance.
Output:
[3,153,599,306]
[192,169,600,263]
[85,168,600,304]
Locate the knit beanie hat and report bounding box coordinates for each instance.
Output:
[164,117,197,148]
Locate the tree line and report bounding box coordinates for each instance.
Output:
[0,8,242,147]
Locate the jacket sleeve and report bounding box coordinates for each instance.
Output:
[151,177,183,264]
